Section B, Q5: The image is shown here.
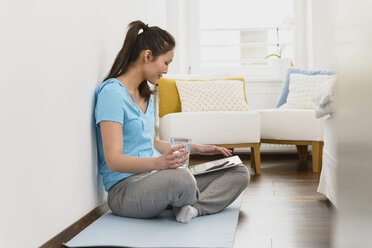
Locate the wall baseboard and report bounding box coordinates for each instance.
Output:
[40,201,109,248]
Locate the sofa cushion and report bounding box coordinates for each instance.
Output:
[277,68,334,108]
[159,111,260,144]
[175,80,249,112]
[158,77,246,117]
[260,109,325,141]
[281,74,336,109]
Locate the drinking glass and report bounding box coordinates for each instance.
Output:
[170,137,191,168]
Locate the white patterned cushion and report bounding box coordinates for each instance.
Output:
[280,74,336,109]
[175,80,249,112]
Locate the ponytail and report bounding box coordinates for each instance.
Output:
[104,20,176,100]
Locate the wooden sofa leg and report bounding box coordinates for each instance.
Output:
[250,147,255,169]
[311,141,324,173]
[251,144,261,175]
[296,145,308,161]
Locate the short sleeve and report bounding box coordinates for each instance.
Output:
[95,88,125,125]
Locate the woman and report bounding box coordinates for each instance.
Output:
[95,20,249,224]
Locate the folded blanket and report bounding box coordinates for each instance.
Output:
[313,77,336,118]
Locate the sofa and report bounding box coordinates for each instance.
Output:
[314,77,338,207]
[160,111,262,174]
[260,108,325,173]
[317,117,338,207]
[156,69,334,175]
[156,73,262,174]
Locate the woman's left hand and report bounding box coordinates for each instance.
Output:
[195,144,232,157]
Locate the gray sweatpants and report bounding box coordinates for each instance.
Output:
[108,165,249,218]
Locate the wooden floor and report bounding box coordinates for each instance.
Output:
[190,153,334,248]
[44,152,334,247]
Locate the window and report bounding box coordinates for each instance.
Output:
[189,0,296,73]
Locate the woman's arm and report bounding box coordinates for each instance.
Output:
[153,133,232,157]
[153,134,201,154]
[153,133,172,154]
[191,144,232,157]
[100,121,188,173]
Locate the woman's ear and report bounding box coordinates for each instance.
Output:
[143,50,153,63]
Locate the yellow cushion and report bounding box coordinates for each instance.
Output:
[158,77,246,117]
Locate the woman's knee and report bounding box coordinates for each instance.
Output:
[165,168,198,205]
[230,165,250,188]
[168,168,197,191]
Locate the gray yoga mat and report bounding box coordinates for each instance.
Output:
[64,195,242,248]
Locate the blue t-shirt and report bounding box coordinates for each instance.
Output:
[94,78,161,191]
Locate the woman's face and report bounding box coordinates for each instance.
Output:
[145,49,174,84]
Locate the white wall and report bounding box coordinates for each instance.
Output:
[306,0,333,70]
[166,0,188,75]
[0,1,165,247]
[293,0,308,69]
[331,0,372,247]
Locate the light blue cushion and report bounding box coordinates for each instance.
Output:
[277,68,334,108]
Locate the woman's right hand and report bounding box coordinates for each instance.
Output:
[155,144,189,169]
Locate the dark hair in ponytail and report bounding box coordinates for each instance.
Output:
[104,20,176,101]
